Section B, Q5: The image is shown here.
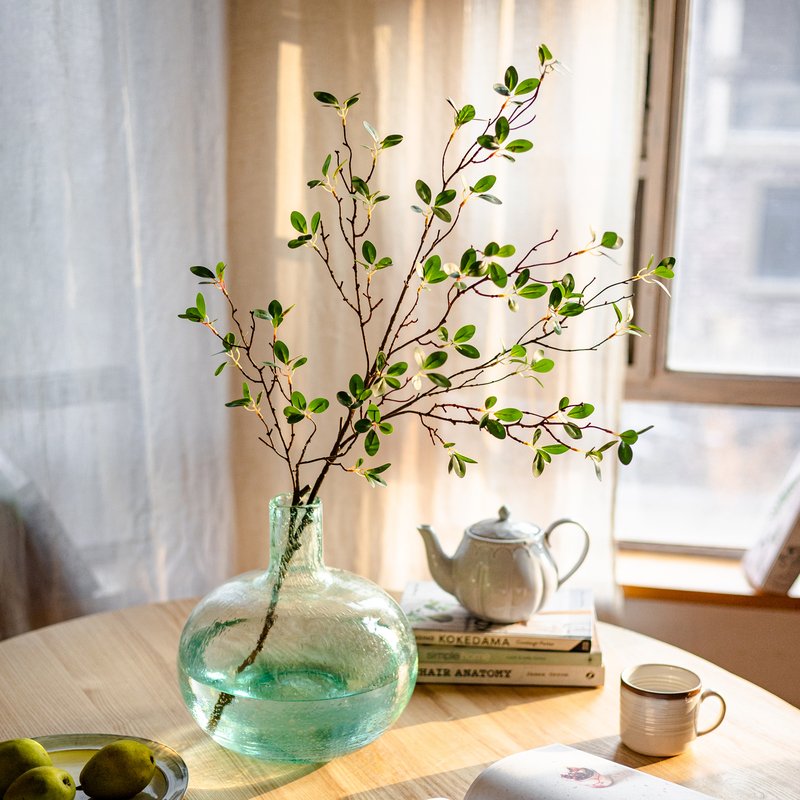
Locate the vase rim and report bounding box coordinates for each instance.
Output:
[270,493,322,510]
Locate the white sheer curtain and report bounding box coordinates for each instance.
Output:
[0,0,232,637]
[227,0,648,617]
[1,0,646,637]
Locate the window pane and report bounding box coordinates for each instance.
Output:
[667,0,800,377]
[614,401,800,550]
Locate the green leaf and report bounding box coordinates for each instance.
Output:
[477,134,499,150]
[478,193,502,204]
[563,424,583,440]
[431,206,452,223]
[427,373,451,388]
[314,91,339,106]
[349,374,365,397]
[434,190,457,206]
[214,362,226,376]
[559,397,570,410]
[567,403,595,419]
[488,263,507,288]
[518,283,547,299]
[423,351,448,370]
[337,391,352,407]
[529,358,554,373]
[387,361,408,376]
[492,83,511,96]
[549,286,563,307]
[559,302,584,317]
[366,403,381,423]
[618,442,633,465]
[538,43,553,64]
[542,444,570,455]
[449,454,466,478]
[505,139,533,153]
[486,419,507,439]
[274,340,290,364]
[453,324,476,343]
[619,429,639,445]
[351,176,369,196]
[601,231,623,249]
[485,396,497,409]
[354,419,372,433]
[472,175,496,193]
[484,242,500,257]
[495,407,523,422]
[196,293,206,318]
[514,77,540,95]
[416,180,431,204]
[225,398,249,408]
[362,240,376,264]
[311,212,321,233]
[268,299,283,320]
[363,120,378,141]
[460,249,477,272]
[283,407,305,424]
[307,398,329,414]
[290,391,306,411]
[290,211,307,233]
[287,238,304,249]
[456,105,476,126]
[190,266,216,280]
[378,422,393,435]
[504,66,518,91]
[365,429,380,456]
[322,153,332,176]
[253,308,271,320]
[344,94,360,109]
[381,134,403,149]
[455,344,480,359]
[497,244,516,258]
[495,116,510,143]
[532,451,546,477]
[653,265,674,278]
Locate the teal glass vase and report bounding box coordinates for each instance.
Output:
[176,494,418,762]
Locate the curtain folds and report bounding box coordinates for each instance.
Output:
[0,0,646,637]
[227,0,647,615]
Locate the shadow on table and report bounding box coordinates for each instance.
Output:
[564,735,669,768]
[342,763,489,800]
[394,684,598,727]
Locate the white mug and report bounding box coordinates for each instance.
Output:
[620,664,726,757]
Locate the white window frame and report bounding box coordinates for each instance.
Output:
[626,0,800,407]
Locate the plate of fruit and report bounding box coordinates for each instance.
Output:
[0,735,188,800]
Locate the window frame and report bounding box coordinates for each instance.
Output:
[626,0,800,407]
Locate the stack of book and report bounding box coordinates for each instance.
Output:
[400,581,604,687]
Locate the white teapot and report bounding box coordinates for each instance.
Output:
[418,506,589,623]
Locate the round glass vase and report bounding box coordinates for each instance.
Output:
[176,494,418,763]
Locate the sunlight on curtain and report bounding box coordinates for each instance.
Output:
[227,0,648,616]
[0,0,232,637]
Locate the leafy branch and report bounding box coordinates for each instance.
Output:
[180,46,675,505]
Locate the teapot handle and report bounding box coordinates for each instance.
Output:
[543,519,590,588]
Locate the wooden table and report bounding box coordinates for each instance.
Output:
[1,599,799,800]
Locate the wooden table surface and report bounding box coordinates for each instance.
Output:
[1,599,799,800]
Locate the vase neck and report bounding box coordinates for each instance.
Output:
[269,495,324,572]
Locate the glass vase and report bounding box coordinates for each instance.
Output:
[176,494,418,763]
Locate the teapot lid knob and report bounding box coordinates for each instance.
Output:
[498,505,510,521]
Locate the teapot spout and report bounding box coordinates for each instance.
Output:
[417,524,456,596]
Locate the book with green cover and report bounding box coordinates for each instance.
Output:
[417,640,602,666]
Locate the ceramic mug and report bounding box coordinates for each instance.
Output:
[620,663,726,756]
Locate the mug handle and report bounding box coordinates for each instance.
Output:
[696,689,726,736]
[544,519,590,587]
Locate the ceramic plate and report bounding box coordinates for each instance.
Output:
[33,734,188,800]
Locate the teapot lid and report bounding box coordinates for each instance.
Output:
[466,506,540,541]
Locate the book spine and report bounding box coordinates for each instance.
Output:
[743,456,800,594]
[413,630,593,652]
[417,645,602,666]
[417,663,605,687]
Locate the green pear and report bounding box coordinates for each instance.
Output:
[0,739,53,796]
[4,766,75,800]
[78,741,155,800]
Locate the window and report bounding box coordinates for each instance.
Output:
[617,0,800,555]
